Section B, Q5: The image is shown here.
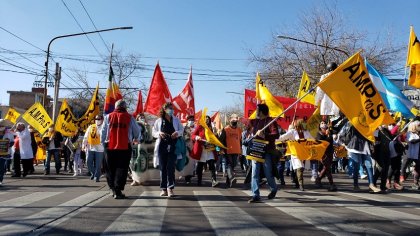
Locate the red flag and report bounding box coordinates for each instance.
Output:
[194,110,202,123]
[173,67,195,122]
[210,111,219,122]
[133,90,144,118]
[144,63,172,116]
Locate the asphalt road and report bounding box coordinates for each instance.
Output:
[0,164,419,236]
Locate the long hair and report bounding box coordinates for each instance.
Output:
[293,119,306,132]
[159,102,173,118]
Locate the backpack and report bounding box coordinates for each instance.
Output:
[338,121,352,145]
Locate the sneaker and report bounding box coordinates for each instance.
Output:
[299,186,305,191]
[95,178,100,183]
[160,190,168,196]
[90,175,95,180]
[73,173,78,177]
[229,178,237,188]
[267,191,277,200]
[360,174,368,180]
[168,188,174,197]
[248,197,262,203]
[393,183,404,190]
[369,184,381,193]
[212,180,219,187]
[353,185,360,191]
[412,183,420,190]
[44,170,50,175]
[130,181,140,186]
[328,184,337,192]
[0,182,2,186]
[310,176,316,182]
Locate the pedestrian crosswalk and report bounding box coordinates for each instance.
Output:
[0,188,419,235]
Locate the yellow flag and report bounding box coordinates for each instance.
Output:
[317,52,394,142]
[407,26,420,66]
[408,64,420,88]
[199,108,227,149]
[285,139,329,161]
[21,102,53,134]
[411,107,420,116]
[297,71,316,105]
[4,107,21,124]
[55,99,79,136]
[249,73,284,118]
[76,84,100,131]
[306,107,322,138]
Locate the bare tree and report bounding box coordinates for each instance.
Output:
[249,1,404,97]
[63,50,147,116]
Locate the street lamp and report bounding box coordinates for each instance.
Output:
[276,35,350,57]
[43,26,133,120]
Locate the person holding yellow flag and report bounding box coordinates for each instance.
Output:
[42,125,63,175]
[277,119,314,191]
[248,104,279,203]
[191,115,220,187]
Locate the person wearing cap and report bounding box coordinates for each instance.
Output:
[219,113,242,188]
[42,125,64,175]
[101,100,141,199]
[315,62,340,117]
[83,114,105,182]
[0,119,15,185]
[11,123,34,178]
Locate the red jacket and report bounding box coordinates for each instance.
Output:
[190,125,217,161]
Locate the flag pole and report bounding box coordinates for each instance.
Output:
[108,43,114,83]
[249,86,316,141]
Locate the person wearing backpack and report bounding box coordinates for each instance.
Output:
[341,122,381,193]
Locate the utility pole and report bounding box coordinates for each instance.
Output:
[52,63,61,122]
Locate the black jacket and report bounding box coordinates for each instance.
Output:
[42,132,63,149]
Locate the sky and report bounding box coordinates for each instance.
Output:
[0,0,419,115]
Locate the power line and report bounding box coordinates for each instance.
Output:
[61,0,103,57]
[0,58,40,74]
[78,0,110,53]
[0,46,44,69]
[0,26,45,52]
[0,68,42,76]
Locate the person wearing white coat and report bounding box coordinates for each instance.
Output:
[152,103,184,197]
[15,123,34,177]
[277,119,314,191]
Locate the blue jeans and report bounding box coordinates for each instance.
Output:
[350,152,374,185]
[0,158,6,182]
[45,149,61,172]
[310,160,319,178]
[87,151,104,179]
[158,151,176,189]
[251,153,278,198]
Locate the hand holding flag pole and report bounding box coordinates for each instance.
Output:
[249,86,316,141]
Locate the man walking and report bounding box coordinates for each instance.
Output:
[101,100,141,199]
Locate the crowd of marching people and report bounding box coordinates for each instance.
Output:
[1,90,419,202]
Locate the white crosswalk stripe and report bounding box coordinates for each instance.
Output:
[195,190,277,236]
[292,190,420,228]
[0,188,419,235]
[0,192,62,213]
[242,190,391,236]
[0,190,109,235]
[339,191,420,210]
[101,191,167,236]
